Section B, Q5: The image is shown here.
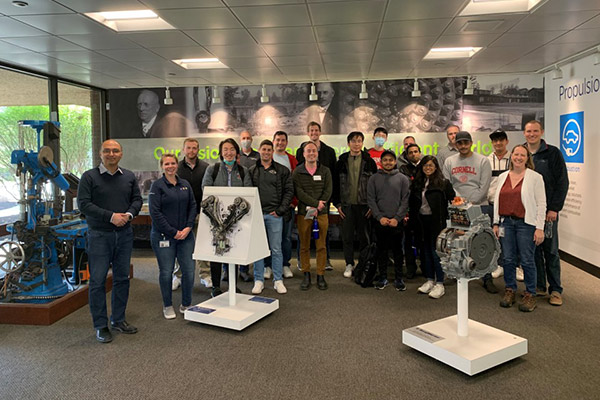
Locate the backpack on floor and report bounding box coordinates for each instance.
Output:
[353,242,378,288]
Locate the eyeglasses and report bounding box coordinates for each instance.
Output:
[102,148,121,154]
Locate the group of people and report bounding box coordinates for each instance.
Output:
[78,118,568,343]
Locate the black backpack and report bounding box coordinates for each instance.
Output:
[353,242,378,288]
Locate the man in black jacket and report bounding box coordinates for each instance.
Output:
[334,131,377,278]
[399,143,422,278]
[249,140,294,295]
[524,120,569,306]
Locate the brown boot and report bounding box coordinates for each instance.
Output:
[500,288,516,308]
[519,291,536,312]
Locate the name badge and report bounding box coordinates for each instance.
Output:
[159,240,170,248]
[313,175,322,181]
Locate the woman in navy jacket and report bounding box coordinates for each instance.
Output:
[149,153,197,320]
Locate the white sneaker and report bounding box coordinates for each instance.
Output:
[200,277,213,288]
[343,264,353,278]
[429,283,445,299]
[283,266,293,278]
[163,306,176,319]
[172,275,181,291]
[418,280,435,294]
[264,267,272,280]
[491,265,504,279]
[252,281,264,294]
[179,305,188,314]
[274,280,287,294]
[516,266,524,281]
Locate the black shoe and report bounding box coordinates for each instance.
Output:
[110,321,138,334]
[239,270,253,282]
[235,287,242,294]
[483,279,499,294]
[96,327,113,343]
[394,279,407,291]
[211,287,223,297]
[325,260,333,271]
[405,265,417,279]
[317,274,328,290]
[300,272,311,290]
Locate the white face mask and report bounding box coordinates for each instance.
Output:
[241,139,252,150]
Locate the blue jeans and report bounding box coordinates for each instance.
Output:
[535,217,562,293]
[87,227,133,330]
[254,213,284,282]
[500,217,536,294]
[282,209,294,267]
[151,231,196,308]
[420,215,444,283]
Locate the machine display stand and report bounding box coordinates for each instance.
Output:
[402,278,527,376]
[184,263,278,331]
[188,187,274,331]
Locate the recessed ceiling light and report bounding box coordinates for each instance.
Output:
[12,1,29,7]
[460,0,547,16]
[171,58,229,70]
[85,9,175,32]
[424,47,482,60]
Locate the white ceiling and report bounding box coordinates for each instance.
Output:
[0,0,599,89]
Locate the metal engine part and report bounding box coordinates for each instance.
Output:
[436,201,500,279]
[201,196,251,255]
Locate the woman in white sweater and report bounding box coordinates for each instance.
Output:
[493,145,546,312]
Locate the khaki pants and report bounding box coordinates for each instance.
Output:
[297,214,329,275]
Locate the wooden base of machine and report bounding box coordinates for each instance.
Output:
[0,264,133,325]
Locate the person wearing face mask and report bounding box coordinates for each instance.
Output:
[368,127,388,169]
[202,138,253,297]
[493,145,546,312]
[238,130,259,169]
[149,154,197,320]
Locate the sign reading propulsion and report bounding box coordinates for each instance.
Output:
[559,111,584,163]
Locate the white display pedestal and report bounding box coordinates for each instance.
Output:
[402,278,527,376]
[184,263,279,331]
[187,187,275,330]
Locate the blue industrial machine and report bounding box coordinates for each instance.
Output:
[0,121,88,303]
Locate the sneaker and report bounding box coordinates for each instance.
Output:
[483,279,499,294]
[519,292,537,312]
[283,266,293,278]
[251,281,264,294]
[536,287,547,297]
[172,275,181,291]
[394,279,407,291]
[343,264,353,278]
[297,263,302,272]
[375,279,388,290]
[163,306,176,320]
[549,291,563,306]
[429,283,445,299]
[274,280,287,294]
[491,265,504,279]
[239,270,253,282]
[264,267,272,280]
[179,305,188,314]
[211,287,223,298]
[325,260,334,271]
[516,266,524,281]
[418,280,435,294]
[500,288,516,308]
[200,277,213,288]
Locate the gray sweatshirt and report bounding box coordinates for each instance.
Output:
[367,169,410,223]
[442,152,492,205]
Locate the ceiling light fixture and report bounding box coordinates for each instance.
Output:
[359,80,368,100]
[212,86,221,104]
[309,82,318,101]
[12,1,29,7]
[411,79,421,98]
[460,0,547,16]
[260,84,270,103]
[552,65,563,80]
[164,87,173,105]
[172,58,228,70]
[424,47,482,60]
[85,9,175,32]
[464,76,474,95]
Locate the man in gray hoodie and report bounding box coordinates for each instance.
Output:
[367,150,410,291]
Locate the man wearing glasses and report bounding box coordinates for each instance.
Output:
[78,140,142,343]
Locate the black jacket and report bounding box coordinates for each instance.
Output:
[530,139,569,213]
[399,161,419,180]
[248,159,294,219]
[333,150,377,207]
[295,140,337,172]
[177,158,209,213]
[409,178,455,239]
